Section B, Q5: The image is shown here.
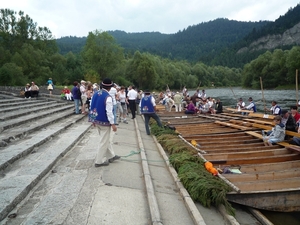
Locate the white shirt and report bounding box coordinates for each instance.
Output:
[237,101,245,111]
[104,90,114,124]
[270,105,280,115]
[109,87,117,105]
[127,89,137,100]
[80,85,86,97]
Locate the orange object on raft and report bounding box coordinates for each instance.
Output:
[204,161,218,176]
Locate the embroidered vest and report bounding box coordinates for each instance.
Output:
[88,90,111,126]
[141,95,154,114]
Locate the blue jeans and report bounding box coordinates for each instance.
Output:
[143,113,162,135]
[74,99,80,114]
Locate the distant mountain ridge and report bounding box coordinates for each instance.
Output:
[56,3,300,68]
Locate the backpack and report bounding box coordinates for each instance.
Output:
[77,87,82,98]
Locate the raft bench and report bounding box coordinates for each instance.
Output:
[248,112,275,120]
[223,107,253,113]
[246,130,300,154]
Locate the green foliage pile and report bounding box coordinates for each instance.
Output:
[151,123,235,215]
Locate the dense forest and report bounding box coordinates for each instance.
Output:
[0,4,300,91]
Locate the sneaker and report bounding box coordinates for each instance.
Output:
[123,120,128,124]
[108,155,121,163]
[95,161,109,167]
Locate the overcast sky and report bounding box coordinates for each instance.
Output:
[2,0,300,38]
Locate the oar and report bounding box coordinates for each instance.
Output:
[296,69,299,106]
[260,77,266,113]
[229,86,237,101]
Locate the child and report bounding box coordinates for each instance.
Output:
[263,115,285,146]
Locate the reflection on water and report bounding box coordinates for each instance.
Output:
[200,87,299,112]
[260,210,300,225]
[191,87,300,224]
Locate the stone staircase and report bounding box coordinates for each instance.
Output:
[0,92,91,221]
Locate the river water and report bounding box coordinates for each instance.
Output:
[201,87,299,111]
[191,87,300,225]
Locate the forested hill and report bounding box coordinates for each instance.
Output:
[106,30,170,52]
[56,4,300,68]
[56,19,268,64]
[153,18,269,63]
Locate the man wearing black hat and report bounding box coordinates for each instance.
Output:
[139,90,162,135]
[89,78,120,167]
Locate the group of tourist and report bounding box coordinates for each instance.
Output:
[238,96,300,147]
[23,78,55,99]
[23,82,40,98]
[158,88,223,115]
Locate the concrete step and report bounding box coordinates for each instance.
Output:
[0,116,90,221]
[0,110,84,147]
[0,100,51,113]
[0,101,70,121]
[0,104,74,132]
[0,97,25,103]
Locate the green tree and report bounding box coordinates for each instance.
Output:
[286,46,300,83]
[125,51,158,89]
[81,30,124,80]
[0,63,24,85]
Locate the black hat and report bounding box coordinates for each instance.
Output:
[281,109,289,115]
[101,78,114,88]
[144,90,151,94]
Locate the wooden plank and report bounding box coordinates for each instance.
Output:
[223,168,300,182]
[208,153,300,165]
[214,121,254,131]
[223,107,253,113]
[233,177,300,192]
[239,160,300,173]
[243,118,273,125]
[246,131,263,139]
[201,145,278,153]
[204,149,289,160]
[286,145,300,154]
[248,113,275,120]
[221,112,247,118]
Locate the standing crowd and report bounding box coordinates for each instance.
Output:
[86,78,162,167]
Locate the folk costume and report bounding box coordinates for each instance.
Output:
[89,78,119,167]
[140,91,162,135]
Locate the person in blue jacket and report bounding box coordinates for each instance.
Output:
[47,78,54,95]
[139,90,162,135]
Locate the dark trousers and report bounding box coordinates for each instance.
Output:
[25,91,31,98]
[31,90,39,97]
[143,113,162,135]
[128,100,136,118]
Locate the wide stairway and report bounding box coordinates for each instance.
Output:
[0,92,90,221]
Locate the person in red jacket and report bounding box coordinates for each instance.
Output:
[62,86,72,100]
